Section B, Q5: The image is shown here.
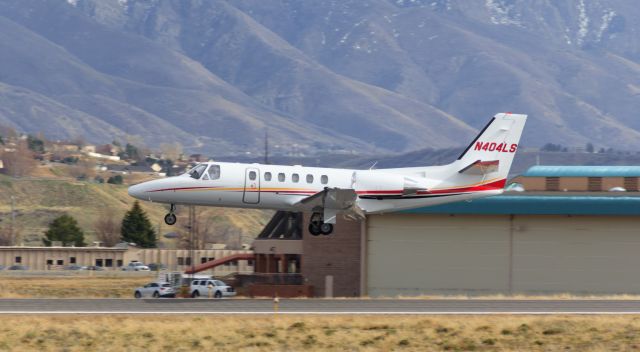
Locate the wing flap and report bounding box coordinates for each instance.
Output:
[293,188,364,224]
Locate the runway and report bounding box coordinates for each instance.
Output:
[2,299,640,314]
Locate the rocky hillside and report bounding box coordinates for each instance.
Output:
[1,0,639,155]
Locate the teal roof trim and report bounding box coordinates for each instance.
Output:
[401,195,640,216]
[523,166,640,177]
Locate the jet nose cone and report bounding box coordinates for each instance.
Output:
[128,183,146,200]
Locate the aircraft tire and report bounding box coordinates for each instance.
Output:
[308,223,321,236]
[320,223,333,235]
[164,213,177,226]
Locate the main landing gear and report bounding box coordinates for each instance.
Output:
[308,212,333,236]
[164,204,177,226]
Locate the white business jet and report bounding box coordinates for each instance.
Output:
[129,113,526,236]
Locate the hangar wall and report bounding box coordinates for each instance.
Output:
[366,213,640,296]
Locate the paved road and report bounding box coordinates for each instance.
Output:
[2,299,640,314]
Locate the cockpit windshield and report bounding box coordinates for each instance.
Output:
[188,164,207,179]
[187,163,221,180]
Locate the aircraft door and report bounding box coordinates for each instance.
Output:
[243,167,260,204]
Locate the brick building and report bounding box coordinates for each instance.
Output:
[511,165,640,192]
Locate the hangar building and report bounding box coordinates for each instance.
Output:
[254,166,640,297]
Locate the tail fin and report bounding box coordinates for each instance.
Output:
[456,113,527,181]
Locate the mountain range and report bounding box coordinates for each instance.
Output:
[1,0,639,156]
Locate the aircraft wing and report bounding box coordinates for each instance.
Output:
[293,187,365,224]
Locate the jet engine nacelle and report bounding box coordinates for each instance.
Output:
[352,171,429,195]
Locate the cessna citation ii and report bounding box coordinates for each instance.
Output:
[129,113,526,236]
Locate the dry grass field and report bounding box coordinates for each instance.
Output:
[0,315,639,351]
[0,275,153,298]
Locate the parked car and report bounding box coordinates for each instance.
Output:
[190,279,236,299]
[0,265,5,270]
[147,263,167,271]
[8,265,28,270]
[63,265,87,270]
[122,261,150,271]
[134,282,176,298]
[85,266,104,271]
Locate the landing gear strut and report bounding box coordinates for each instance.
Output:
[308,212,333,236]
[164,204,177,226]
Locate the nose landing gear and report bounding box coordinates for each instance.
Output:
[308,212,334,236]
[164,204,177,226]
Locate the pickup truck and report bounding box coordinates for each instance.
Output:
[190,279,236,299]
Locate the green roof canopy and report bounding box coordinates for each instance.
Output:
[401,195,640,216]
[523,166,640,177]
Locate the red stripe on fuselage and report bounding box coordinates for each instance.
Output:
[355,179,506,196]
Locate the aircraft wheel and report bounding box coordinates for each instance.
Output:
[308,223,321,236]
[164,213,177,226]
[320,223,333,235]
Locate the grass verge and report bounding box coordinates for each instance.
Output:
[0,315,639,351]
[0,275,153,298]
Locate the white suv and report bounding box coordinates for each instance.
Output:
[134,282,175,298]
[190,279,236,299]
[122,261,150,271]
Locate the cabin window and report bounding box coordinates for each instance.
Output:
[264,172,272,181]
[189,164,207,179]
[249,171,257,181]
[292,173,300,183]
[321,175,329,184]
[306,174,314,183]
[208,165,221,180]
[278,173,285,182]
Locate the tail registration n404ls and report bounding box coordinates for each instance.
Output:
[128,112,526,236]
[474,142,518,153]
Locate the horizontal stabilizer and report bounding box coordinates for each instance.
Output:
[458,159,500,175]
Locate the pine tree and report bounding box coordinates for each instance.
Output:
[121,201,157,248]
[43,214,86,247]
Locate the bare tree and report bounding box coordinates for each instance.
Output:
[94,211,121,247]
[0,223,20,246]
[2,140,36,177]
[0,125,17,139]
[69,158,97,180]
[177,208,216,250]
[160,142,183,161]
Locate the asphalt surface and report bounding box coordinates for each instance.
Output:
[2,299,640,314]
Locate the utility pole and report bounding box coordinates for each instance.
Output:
[264,130,269,165]
[10,195,15,244]
[189,205,195,280]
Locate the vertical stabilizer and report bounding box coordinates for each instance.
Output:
[456,113,527,181]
